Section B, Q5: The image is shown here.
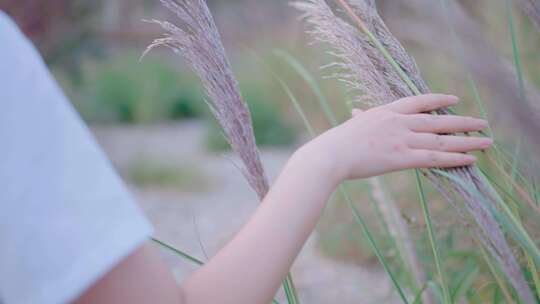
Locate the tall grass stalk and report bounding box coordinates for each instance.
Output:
[273,50,431,302]
[478,243,515,304]
[151,238,282,304]
[503,0,540,213]
[439,168,540,272]
[151,237,205,265]
[293,0,538,302]
[144,1,299,303]
[440,0,539,215]
[341,0,540,282]
[506,0,528,104]
[273,50,438,301]
[439,2,540,299]
[515,0,540,31]
[335,1,450,302]
[273,75,409,303]
[414,172,451,304]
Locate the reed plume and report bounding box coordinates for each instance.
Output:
[385,0,540,150]
[143,0,268,199]
[292,0,537,302]
[516,0,540,31]
[144,0,298,302]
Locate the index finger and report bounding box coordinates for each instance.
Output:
[381,94,459,114]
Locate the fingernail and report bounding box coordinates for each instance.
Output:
[448,95,460,103]
[475,119,488,128]
[481,138,493,148]
[466,155,477,162]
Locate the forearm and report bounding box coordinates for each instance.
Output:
[181,145,338,304]
[75,94,489,304]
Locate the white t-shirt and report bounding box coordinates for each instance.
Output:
[0,12,153,304]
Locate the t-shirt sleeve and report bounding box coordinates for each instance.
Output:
[0,12,153,304]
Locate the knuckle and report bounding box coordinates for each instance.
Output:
[435,135,445,149]
[419,114,434,124]
[419,101,433,112]
[425,151,440,165]
[427,151,439,164]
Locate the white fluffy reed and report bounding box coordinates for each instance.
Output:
[293,1,535,303]
[143,0,269,199]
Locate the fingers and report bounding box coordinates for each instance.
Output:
[381,94,459,114]
[404,114,488,133]
[407,150,477,169]
[408,133,493,152]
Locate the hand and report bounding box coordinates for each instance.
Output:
[300,94,492,183]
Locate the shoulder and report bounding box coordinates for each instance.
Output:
[0,11,24,42]
[0,11,42,70]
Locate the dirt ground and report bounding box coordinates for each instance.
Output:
[92,121,400,303]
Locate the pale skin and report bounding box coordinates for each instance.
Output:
[75,94,492,304]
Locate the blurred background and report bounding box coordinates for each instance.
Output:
[1,0,539,302]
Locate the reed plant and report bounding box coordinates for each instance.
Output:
[273,49,432,304]
[292,0,540,303]
[515,0,540,31]
[144,0,298,303]
[142,0,540,303]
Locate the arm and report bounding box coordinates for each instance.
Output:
[75,94,491,304]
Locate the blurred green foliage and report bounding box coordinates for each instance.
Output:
[57,51,297,149]
[205,87,297,151]
[71,53,205,123]
[125,157,210,192]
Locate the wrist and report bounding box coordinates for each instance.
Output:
[290,140,344,189]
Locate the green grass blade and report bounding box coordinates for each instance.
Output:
[412,282,428,304]
[282,275,294,304]
[478,244,515,304]
[502,4,540,296]
[504,145,540,301]
[476,173,540,266]
[275,50,407,267]
[283,274,299,304]
[151,238,281,304]
[245,50,301,304]
[272,73,409,303]
[275,50,426,294]
[415,171,451,304]
[427,281,445,303]
[151,237,204,265]
[273,49,338,126]
[526,254,540,300]
[333,3,451,300]
[479,167,538,219]
[336,1,539,301]
[435,169,540,266]
[339,185,410,304]
[438,0,493,134]
[507,140,522,195]
[505,0,528,104]
[275,75,316,136]
[532,178,539,206]
[451,264,479,302]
